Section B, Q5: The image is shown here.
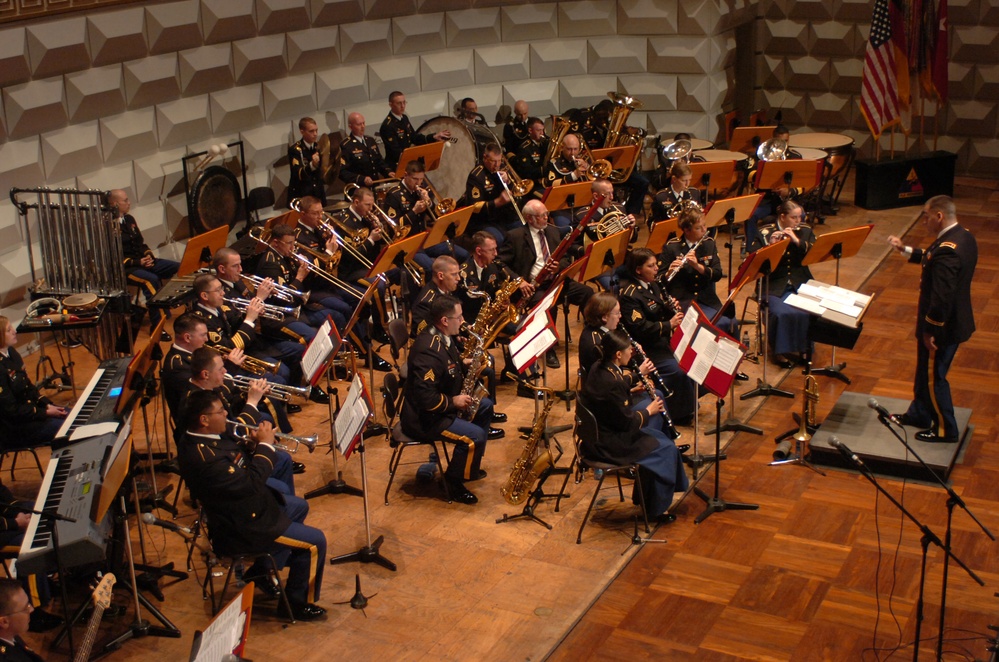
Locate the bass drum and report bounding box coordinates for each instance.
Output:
[189,164,243,234]
[415,117,498,203]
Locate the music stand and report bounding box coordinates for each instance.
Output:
[702,194,762,292]
[189,583,253,662]
[581,229,629,285]
[368,232,427,282]
[730,240,793,401]
[591,144,640,174]
[730,125,777,154]
[329,373,397,571]
[688,160,737,205]
[542,181,592,215]
[644,217,678,253]
[546,260,588,407]
[425,207,474,248]
[753,159,823,194]
[178,225,229,277]
[392,141,446,179]
[802,225,873,383]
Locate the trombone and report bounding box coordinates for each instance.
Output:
[239,273,308,305]
[227,419,317,453]
[224,374,312,403]
[290,196,368,244]
[205,344,280,375]
[419,178,456,220]
[500,153,533,197]
[248,226,366,299]
[223,296,300,322]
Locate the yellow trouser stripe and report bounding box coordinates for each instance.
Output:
[441,430,476,479]
[927,347,944,437]
[274,536,318,601]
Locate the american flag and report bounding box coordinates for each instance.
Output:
[860,0,903,137]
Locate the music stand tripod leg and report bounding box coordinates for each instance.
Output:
[329,439,397,571]
[740,280,793,400]
[694,399,759,524]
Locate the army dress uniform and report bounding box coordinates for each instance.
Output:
[338,134,392,186]
[748,222,816,356]
[649,186,700,227]
[660,235,733,334]
[379,113,432,170]
[119,212,179,324]
[0,347,62,448]
[463,165,521,239]
[255,250,345,332]
[512,137,549,195]
[287,139,327,206]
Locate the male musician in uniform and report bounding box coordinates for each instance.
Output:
[293,197,360,330]
[512,118,548,197]
[178,390,327,621]
[339,112,392,188]
[458,98,485,125]
[463,143,521,243]
[498,199,593,369]
[544,133,590,189]
[287,117,327,206]
[379,91,450,170]
[888,195,978,444]
[108,189,179,339]
[503,100,529,155]
[0,579,49,659]
[400,295,495,504]
[384,161,468,275]
[650,163,700,228]
[580,178,635,291]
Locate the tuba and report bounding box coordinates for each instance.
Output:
[543,115,573,168]
[603,92,645,183]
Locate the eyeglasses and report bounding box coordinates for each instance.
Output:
[204,408,227,417]
[1,602,33,616]
[445,314,465,320]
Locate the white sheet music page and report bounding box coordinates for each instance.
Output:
[301,319,333,382]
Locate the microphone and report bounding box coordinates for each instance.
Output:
[829,436,866,470]
[867,398,901,425]
[141,512,192,535]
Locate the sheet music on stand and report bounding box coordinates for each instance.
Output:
[785,279,873,329]
[301,318,342,386]
[335,373,372,461]
[189,583,253,662]
[670,304,746,398]
[508,284,562,372]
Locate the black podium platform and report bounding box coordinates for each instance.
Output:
[808,392,972,482]
[854,151,956,210]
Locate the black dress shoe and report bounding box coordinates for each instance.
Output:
[309,386,330,404]
[894,413,923,427]
[492,411,508,423]
[915,429,958,443]
[676,444,690,454]
[735,371,749,381]
[28,608,63,633]
[286,403,303,414]
[281,602,327,621]
[775,357,794,370]
[372,328,391,344]
[243,573,281,598]
[656,512,677,524]
[545,350,561,369]
[467,470,488,482]
[292,462,306,474]
[446,481,478,505]
[160,331,172,342]
[488,427,505,440]
[365,422,388,437]
[367,355,392,372]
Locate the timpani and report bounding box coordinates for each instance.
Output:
[689,138,714,151]
[696,149,749,163]
[793,147,829,161]
[788,133,855,208]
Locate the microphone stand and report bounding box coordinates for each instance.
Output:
[872,416,993,660]
[836,443,982,662]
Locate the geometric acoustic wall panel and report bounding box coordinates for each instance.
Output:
[588,37,647,75]
[617,0,678,36]
[530,40,587,80]
[618,74,677,112]
[943,101,997,138]
[445,8,501,49]
[953,26,999,64]
[420,50,475,92]
[977,64,999,103]
[473,44,530,85]
[805,92,852,128]
[133,146,188,205]
[26,17,90,79]
[558,0,617,38]
[41,121,102,181]
[340,19,393,63]
[234,35,289,86]
[392,13,447,55]
[784,55,832,92]
[263,74,317,122]
[810,21,858,58]
[100,108,159,166]
[368,57,421,101]
[0,28,31,88]
[3,79,68,141]
[146,0,204,56]
[447,84,503,125]
[648,36,712,75]
[256,0,312,35]
[311,0,366,28]
[201,0,257,46]
[76,163,136,198]
[0,137,45,194]
[761,19,812,56]
[179,44,235,97]
[210,85,265,134]
[65,65,127,124]
[829,58,863,95]
[501,80,560,119]
[316,63,369,110]
[500,4,558,44]
[156,95,212,148]
[88,8,148,67]
[365,0,418,22]
[124,54,182,110]
[559,76,619,111]
[286,28,341,74]
[239,120,292,173]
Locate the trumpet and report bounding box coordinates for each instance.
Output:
[223,296,300,322]
[205,344,280,375]
[224,374,312,403]
[227,419,317,453]
[239,273,308,305]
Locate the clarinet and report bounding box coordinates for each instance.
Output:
[619,328,680,440]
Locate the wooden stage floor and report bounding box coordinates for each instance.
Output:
[10,174,998,661]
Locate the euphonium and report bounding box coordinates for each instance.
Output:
[224,374,312,403]
[593,205,633,239]
[205,344,280,375]
[227,419,317,453]
[501,385,557,505]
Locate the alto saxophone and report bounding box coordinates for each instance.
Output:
[457,329,490,421]
[501,387,558,505]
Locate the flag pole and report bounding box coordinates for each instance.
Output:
[933,98,940,151]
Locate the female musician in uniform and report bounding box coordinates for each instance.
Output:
[650,162,700,228]
[0,316,67,448]
[580,329,688,520]
[748,200,815,367]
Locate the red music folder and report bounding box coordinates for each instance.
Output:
[669,303,746,398]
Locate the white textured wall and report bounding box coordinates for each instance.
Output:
[0,0,748,314]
